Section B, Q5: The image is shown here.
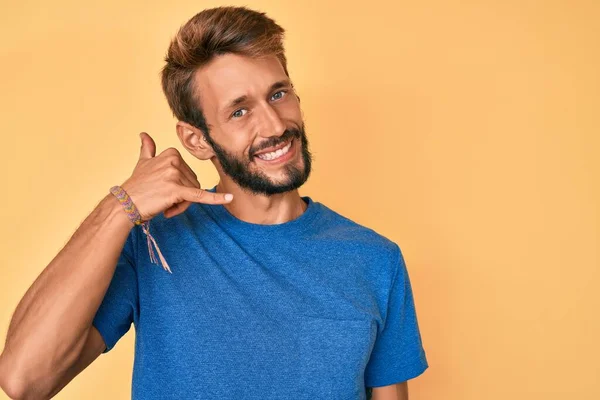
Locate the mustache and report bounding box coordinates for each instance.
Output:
[250,128,302,157]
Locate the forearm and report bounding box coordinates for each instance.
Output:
[1,193,133,387]
[371,381,409,400]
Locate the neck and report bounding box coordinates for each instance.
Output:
[215,180,307,225]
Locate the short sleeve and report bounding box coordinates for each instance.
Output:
[364,244,428,387]
[92,228,139,353]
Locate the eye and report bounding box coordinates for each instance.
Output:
[270,90,287,101]
[232,109,247,118]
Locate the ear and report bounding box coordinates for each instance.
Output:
[176,121,214,160]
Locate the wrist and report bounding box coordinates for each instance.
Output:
[109,185,143,226]
[105,193,136,229]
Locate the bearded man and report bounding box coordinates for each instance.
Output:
[0,6,428,400]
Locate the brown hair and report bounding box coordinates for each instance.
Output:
[161,6,289,135]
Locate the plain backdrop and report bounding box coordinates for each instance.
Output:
[0,0,598,399]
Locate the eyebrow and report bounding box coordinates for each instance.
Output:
[221,79,292,114]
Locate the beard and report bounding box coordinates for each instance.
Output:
[206,123,312,196]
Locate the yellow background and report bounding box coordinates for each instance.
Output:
[1,0,598,399]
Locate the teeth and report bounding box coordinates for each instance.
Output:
[257,141,292,161]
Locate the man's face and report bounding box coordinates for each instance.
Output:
[194,53,311,196]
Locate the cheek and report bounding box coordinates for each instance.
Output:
[226,130,255,158]
[271,104,302,129]
[210,126,248,158]
[289,95,301,115]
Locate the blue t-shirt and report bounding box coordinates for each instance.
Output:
[93,188,428,399]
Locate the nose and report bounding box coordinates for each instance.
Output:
[257,101,286,139]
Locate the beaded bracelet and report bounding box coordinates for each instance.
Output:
[109,185,172,273]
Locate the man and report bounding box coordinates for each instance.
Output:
[0,6,427,400]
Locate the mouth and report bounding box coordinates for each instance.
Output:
[253,138,296,164]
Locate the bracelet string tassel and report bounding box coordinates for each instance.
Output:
[109,185,172,274]
[141,221,172,273]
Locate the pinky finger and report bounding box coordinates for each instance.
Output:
[164,200,192,218]
[164,173,201,218]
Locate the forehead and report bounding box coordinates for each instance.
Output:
[193,53,288,112]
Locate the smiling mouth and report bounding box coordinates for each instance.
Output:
[253,139,294,161]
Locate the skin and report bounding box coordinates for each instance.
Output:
[175,52,409,399]
[0,52,410,399]
[176,53,309,225]
[372,381,409,400]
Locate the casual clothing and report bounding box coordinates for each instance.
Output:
[93,188,428,399]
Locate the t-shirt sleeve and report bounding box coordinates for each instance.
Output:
[92,228,139,354]
[364,243,428,387]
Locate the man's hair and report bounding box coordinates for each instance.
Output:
[161,6,289,135]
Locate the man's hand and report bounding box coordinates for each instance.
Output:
[121,132,233,222]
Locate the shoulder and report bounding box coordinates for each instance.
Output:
[313,201,406,303]
[313,201,401,262]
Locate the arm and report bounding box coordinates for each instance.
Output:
[0,193,134,399]
[44,326,107,399]
[0,132,230,399]
[371,381,409,400]
[364,245,428,394]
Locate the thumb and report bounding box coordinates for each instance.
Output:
[139,132,156,160]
